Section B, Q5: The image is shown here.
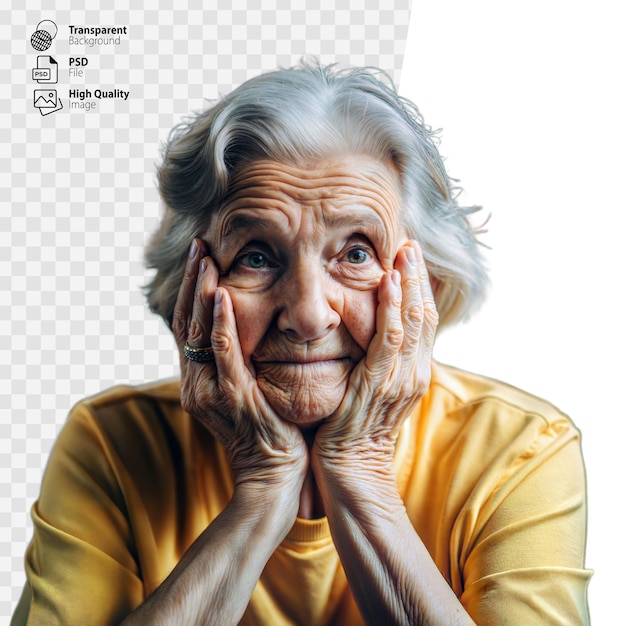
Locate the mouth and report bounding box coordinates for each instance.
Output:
[253,356,353,366]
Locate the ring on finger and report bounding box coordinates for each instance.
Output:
[183,341,214,362]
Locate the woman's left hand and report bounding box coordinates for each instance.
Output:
[312,240,438,476]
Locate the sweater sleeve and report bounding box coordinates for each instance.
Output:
[457,415,592,624]
[16,401,145,626]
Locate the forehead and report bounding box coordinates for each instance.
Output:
[213,157,402,229]
[226,157,399,197]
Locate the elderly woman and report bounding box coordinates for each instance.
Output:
[13,62,590,625]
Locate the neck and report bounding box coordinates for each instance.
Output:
[297,427,325,519]
[298,467,325,519]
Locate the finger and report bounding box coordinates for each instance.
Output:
[172,238,206,344]
[361,269,404,385]
[187,256,219,349]
[211,289,276,421]
[395,241,426,359]
[211,288,299,450]
[409,241,438,352]
[417,253,439,364]
[397,241,438,391]
[211,287,253,394]
[181,272,230,445]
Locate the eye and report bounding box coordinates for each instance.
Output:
[344,247,371,265]
[222,245,280,289]
[238,251,271,269]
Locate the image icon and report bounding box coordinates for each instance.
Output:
[33,89,63,116]
[32,55,58,84]
[30,20,58,51]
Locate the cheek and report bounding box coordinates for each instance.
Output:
[228,292,274,359]
[342,290,378,351]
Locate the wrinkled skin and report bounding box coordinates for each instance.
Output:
[171,156,438,515]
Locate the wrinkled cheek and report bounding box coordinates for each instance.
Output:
[227,292,272,363]
[345,292,378,352]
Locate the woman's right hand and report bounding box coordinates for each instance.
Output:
[172,238,308,512]
[122,239,309,625]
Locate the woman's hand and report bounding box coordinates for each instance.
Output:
[122,239,311,625]
[307,242,470,626]
[312,240,438,478]
[172,239,308,504]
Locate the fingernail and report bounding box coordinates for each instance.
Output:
[188,239,198,259]
[199,258,207,274]
[214,287,223,312]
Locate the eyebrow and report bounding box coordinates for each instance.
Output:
[219,206,388,244]
[326,211,387,241]
[221,213,272,239]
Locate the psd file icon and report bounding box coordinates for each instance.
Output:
[32,56,58,84]
[33,89,63,116]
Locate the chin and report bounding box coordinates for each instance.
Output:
[257,374,347,429]
[276,403,339,429]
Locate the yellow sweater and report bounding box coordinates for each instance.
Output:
[13,362,591,625]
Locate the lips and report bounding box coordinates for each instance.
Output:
[252,356,355,381]
[252,355,353,368]
[252,342,356,363]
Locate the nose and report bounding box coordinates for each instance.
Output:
[276,263,341,343]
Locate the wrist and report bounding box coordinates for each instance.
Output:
[312,436,396,479]
[312,454,404,520]
[231,474,303,534]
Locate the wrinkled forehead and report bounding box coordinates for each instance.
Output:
[201,157,407,269]
[227,157,399,195]
[212,157,403,227]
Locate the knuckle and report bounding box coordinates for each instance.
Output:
[424,299,439,327]
[384,324,404,349]
[403,302,424,327]
[404,275,421,289]
[211,329,234,354]
[401,276,421,300]
[187,319,207,344]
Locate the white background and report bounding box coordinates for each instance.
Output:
[401,1,625,622]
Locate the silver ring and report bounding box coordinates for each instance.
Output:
[183,341,214,362]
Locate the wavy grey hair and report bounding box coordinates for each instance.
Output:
[145,60,489,330]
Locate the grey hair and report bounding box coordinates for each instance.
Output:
[145,60,489,330]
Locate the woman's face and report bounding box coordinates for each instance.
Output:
[205,156,407,427]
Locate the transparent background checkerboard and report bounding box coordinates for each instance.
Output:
[1,0,412,618]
